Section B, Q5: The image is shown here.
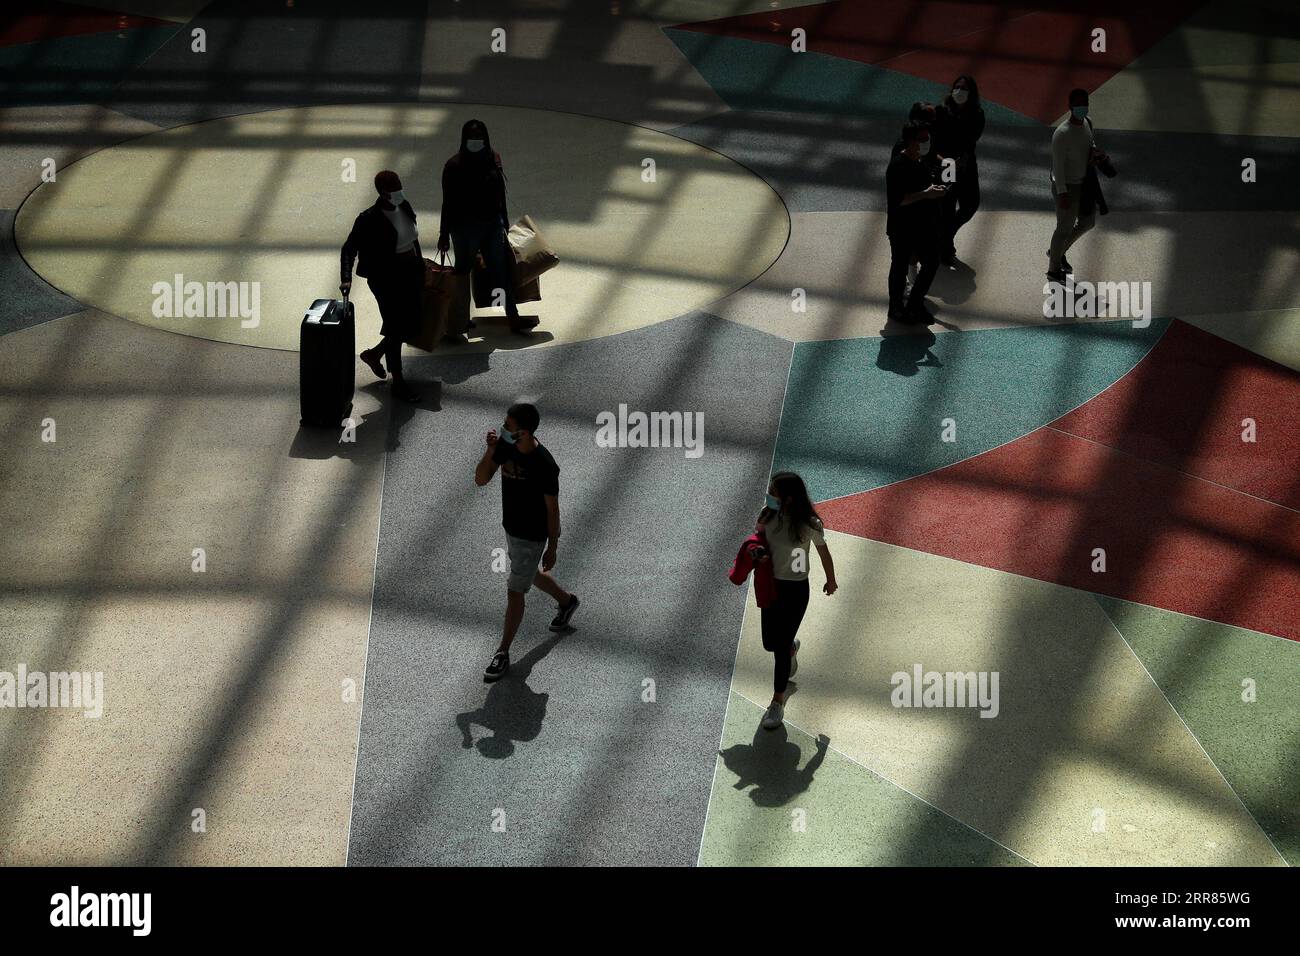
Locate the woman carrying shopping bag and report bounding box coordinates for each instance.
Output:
[436,118,537,334]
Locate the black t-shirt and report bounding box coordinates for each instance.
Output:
[492,439,560,542]
[886,152,939,237]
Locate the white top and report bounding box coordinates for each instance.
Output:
[383,203,419,253]
[761,515,826,581]
[1050,119,1094,194]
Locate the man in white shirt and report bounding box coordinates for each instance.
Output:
[1047,88,1106,281]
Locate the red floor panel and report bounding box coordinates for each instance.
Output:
[818,427,1300,641]
[1,3,172,48]
[674,0,1205,123]
[1052,320,1300,511]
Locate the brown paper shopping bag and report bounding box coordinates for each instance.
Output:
[407,254,469,351]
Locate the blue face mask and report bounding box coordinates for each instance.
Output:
[1071,105,1088,120]
[466,139,485,153]
[765,493,780,511]
[499,424,516,445]
[387,188,406,206]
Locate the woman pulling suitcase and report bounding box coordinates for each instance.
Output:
[340,169,424,403]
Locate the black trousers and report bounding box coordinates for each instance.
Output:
[940,160,981,254]
[367,251,423,377]
[761,578,810,695]
[888,229,939,313]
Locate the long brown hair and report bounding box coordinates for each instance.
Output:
[759,471,822,545]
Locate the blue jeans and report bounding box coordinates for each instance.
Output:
[452,219,519,319]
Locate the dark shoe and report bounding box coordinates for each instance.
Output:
[483,651,510,682]
[391,382,421,403]
[941,249,958,267]
[1045,268,1068,283]
[887,305,905,321]
[1046,250,1073,275]
[360,348,386,380]
[509,315,540,334]
[904,298,936,324]
[549,594,580,631]
[466,318,477,330]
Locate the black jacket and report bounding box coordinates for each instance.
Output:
[440,119,509,235]
[340,199,421,282]
[933,102,985,164]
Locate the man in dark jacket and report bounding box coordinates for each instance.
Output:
[340,169,423,403]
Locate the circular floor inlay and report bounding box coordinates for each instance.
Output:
[16,104,789,352]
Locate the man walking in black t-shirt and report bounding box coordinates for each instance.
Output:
[473,402,580,682]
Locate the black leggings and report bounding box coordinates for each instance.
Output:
[761,578,810,695]
[942,161,981,252]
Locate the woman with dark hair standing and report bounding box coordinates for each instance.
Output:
[935,75,985,265]
[436,118,535,333]
[755,471,838,730]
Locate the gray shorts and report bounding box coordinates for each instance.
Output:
[505,533,546,593]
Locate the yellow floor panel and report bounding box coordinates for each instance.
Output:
[0,104,162,209]
[729,531,1284,866]
[14,103,788,353]
[1090,61,1300,138]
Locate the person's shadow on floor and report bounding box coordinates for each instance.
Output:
[877,329,942,376]
[718,714,830,808]
[455,632,566,759]
[930,258,977,304]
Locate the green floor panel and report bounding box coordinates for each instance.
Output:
[665,29,1039,125]
[0,26,183,106]
[1096,596,1300,865]
[699,694,1029,866]
[775,319,1170,504]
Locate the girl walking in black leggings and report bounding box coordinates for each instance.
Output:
[755,471,838,730]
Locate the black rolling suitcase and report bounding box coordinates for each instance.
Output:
[299,294,355,427]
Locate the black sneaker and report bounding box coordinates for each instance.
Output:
[483,651,510,682]
[549,594,580,631]
[1046,268,1068,283]
[903,299,936,324]
[1046,250,1073,275]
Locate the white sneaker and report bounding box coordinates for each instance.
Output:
[761,702,784,730]
[789,638,800,678]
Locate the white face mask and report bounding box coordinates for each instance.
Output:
[918,139,931,156]
[951,88,969,105]
[387,188,406,205]
[466,139,485,153]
